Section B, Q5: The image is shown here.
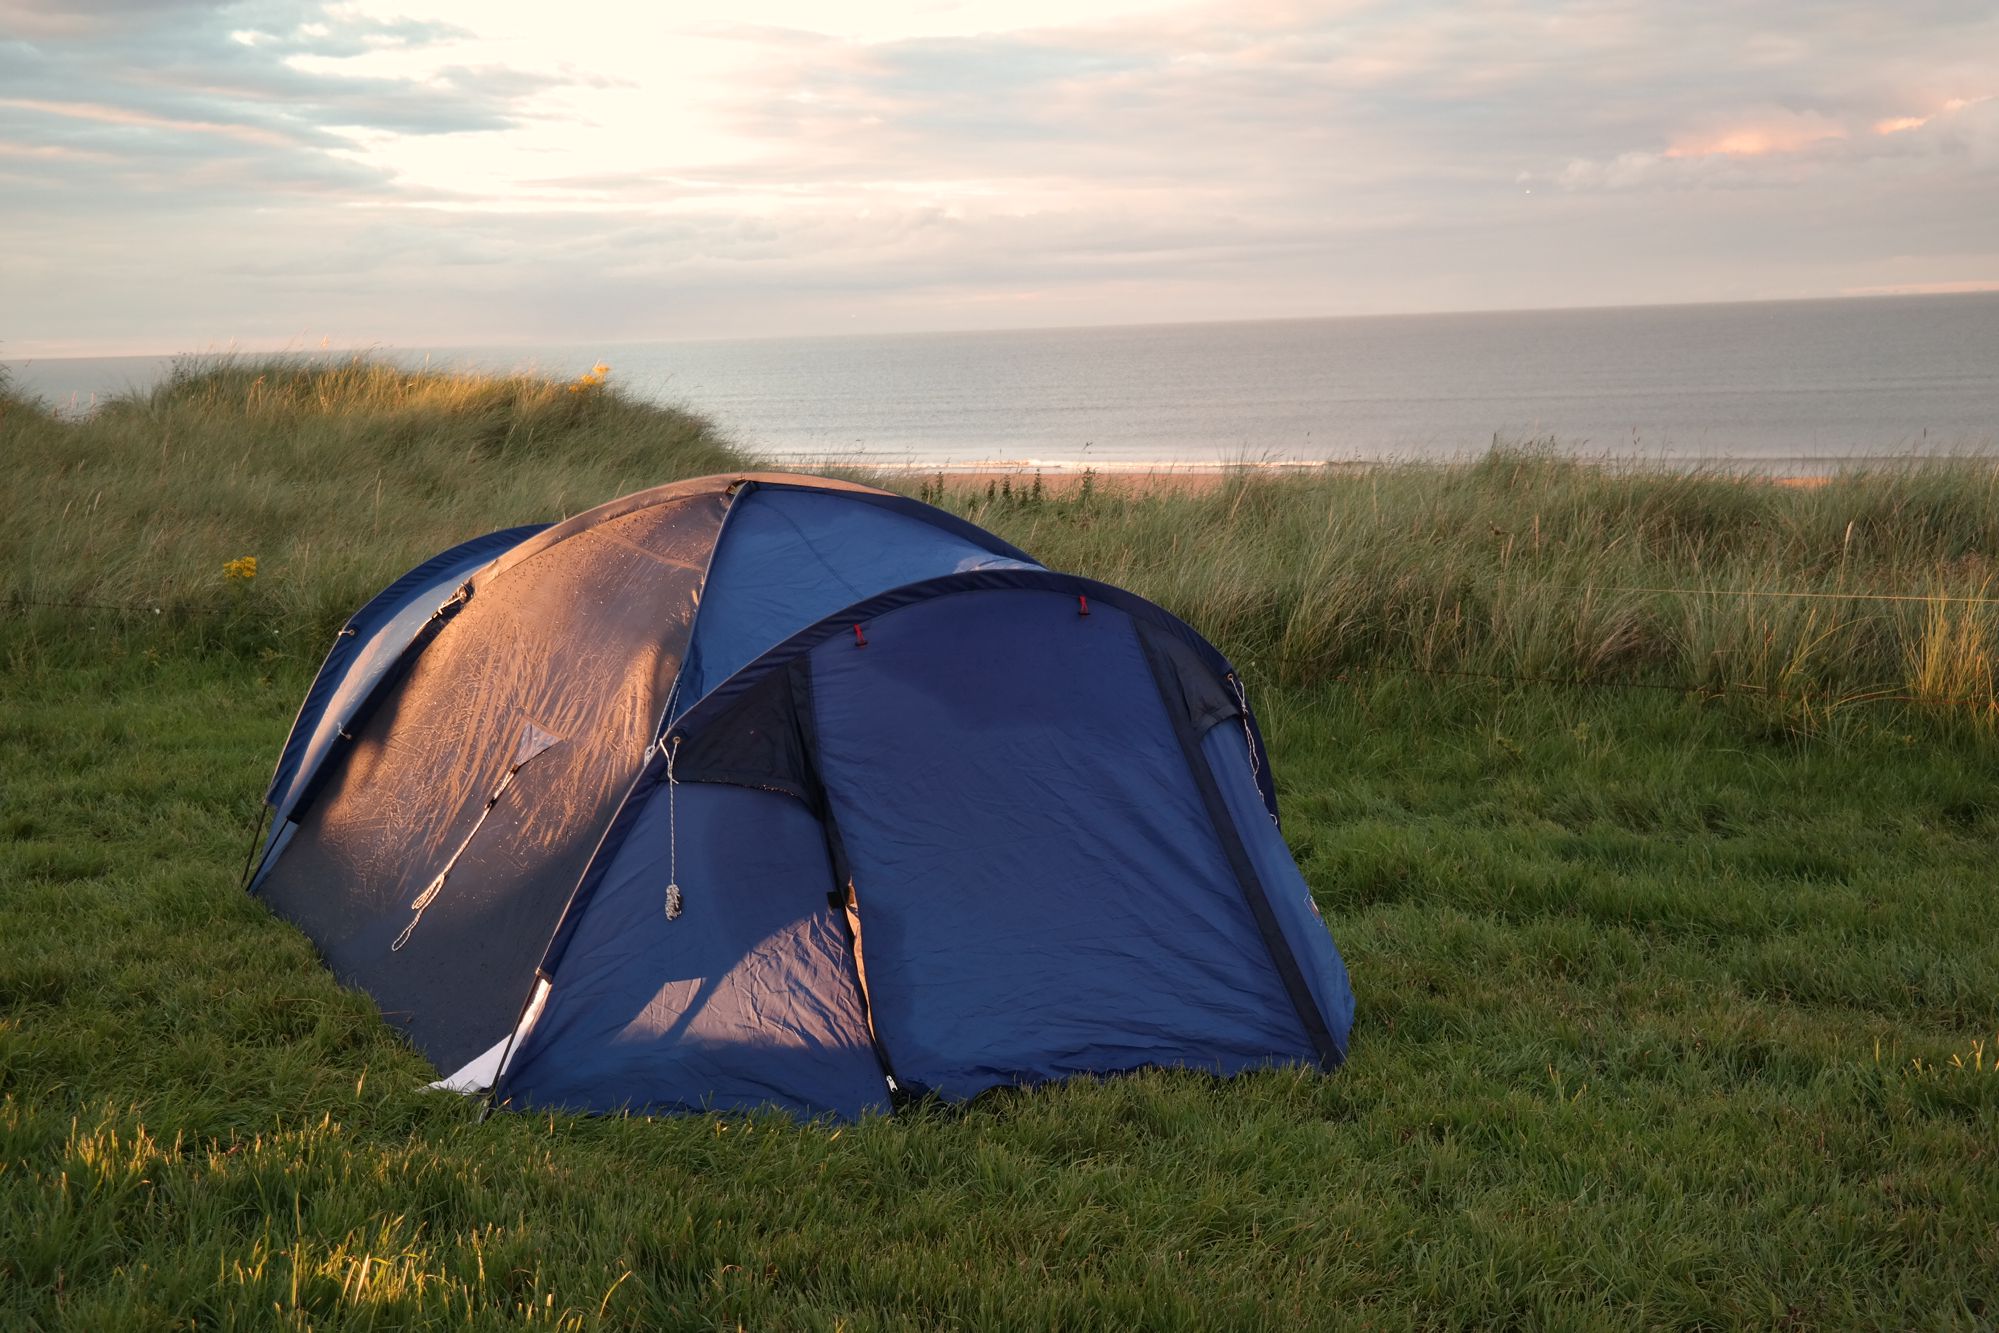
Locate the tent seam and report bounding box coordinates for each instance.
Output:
[1135,623,1343,1070]
[489,481,752,1108]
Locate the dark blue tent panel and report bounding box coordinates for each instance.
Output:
[675,483,1039,708]
[805,586,1325,1097]
[501,784,891,1120]
[250,473,1354,1121]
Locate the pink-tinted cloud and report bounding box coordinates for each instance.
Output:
[1665,110,1845,159]
[1876,93,1993,135]
[0,97,298,147]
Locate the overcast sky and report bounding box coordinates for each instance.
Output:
[3,0,1996,356]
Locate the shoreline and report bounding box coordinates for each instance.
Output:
[860,458,1907,494]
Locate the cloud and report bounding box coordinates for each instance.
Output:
[0,0,223,39]
[4,0,1999,354]
[1665,110,1848,160]
[1549,88,1999,192]
[0,96,298,147]
[1875,93,1995,135]
[0,0,562,203]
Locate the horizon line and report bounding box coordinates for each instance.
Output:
[8,285,1999,364]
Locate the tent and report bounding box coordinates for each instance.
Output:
[250,473,1354,1119]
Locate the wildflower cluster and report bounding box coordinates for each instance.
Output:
[223,556,258,582]
[568,362,612,395]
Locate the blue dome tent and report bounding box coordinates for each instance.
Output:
[250,473,1354,1119]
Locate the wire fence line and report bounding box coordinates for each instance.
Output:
[1607,585,1999,607]
[8,597,176,615]
[14,581,1999,620]
[10,591,1994,714]
[1248,657,1997,712]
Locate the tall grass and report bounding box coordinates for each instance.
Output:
[6,356,1999,729]
[949,453,1999,730]
[0,361,48,429]
[2,356,742,637]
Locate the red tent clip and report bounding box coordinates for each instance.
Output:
[853,623,868,647]
[1078,595,1090,617]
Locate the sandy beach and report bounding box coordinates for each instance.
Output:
[882,460,1838,496]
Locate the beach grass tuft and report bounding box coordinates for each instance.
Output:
[926,448,1999,733]
[2,354,741,638]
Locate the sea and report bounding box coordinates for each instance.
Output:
[10,292,1998,474]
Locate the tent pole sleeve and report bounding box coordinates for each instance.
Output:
[481,968,550,1116]
[650,480,755,743]
[283,583,475,826]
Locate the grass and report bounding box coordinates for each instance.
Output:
[2,359,1996,1327]
[11,355,1999,730]
[1,356,740,637]
[947,457,1999,731]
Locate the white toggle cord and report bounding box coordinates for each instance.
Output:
[1230,674,1278,827]
[395,763,521,951]
[664,736,683,919]
[392,722,561,953]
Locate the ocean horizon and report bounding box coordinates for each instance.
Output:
[10,291,1998,474]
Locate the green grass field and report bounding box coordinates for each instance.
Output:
[3,361,1995,1328]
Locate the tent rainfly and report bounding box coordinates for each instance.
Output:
[249,473,1355,1119]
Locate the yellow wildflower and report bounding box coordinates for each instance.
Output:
[568,362,611,397]
[224,555,258,582]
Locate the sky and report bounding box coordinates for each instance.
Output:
[3,0,1997,356]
